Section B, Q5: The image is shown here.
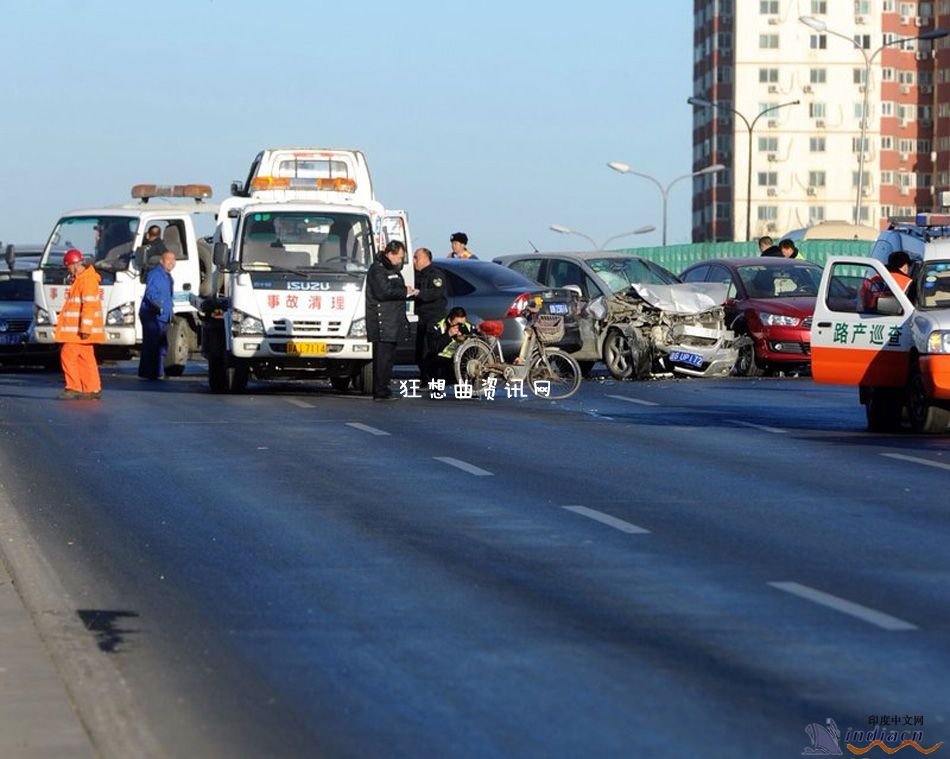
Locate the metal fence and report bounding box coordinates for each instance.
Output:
[616,240,875,273]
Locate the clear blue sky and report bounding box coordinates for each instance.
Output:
[1,1,694,256]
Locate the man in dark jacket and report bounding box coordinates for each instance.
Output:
[365,240,416,400]
[758,235,782,257]
[412,247,447,385]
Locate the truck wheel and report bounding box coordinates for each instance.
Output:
[354,361,374,395]
[164,318,190,377]
[908,364,950,434]
[330,376,350,392]
[865,386,903,432]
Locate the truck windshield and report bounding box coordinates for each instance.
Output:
[41,216,139,270]
[918,261,950,309]
[239,211,374,273]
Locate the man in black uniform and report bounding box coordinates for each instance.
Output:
[412,247,447,385]
[365,240,416,400]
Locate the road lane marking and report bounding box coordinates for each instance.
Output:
[562,505,651,534]
[881,452,950,472]
[768,582,917,631]
[285,398,314,408]
[434,457,493,476]
[346,422,391,436]
[728,419,786,434]
[606,394,659,406]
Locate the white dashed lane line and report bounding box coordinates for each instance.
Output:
[285,399,315,409]
[606,394,659,407]
[562,505,651,534]
[727,419,786,434]
[433,457,493,476]
[769,581,917,631]
[345,422,391,437]
[881,452,950,472]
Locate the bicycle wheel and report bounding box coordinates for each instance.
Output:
[528,349,582,400]
[453,338,494,391]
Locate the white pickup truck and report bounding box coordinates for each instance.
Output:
[32,184,216,374]
[198,148,412,393]
[810,214,950,433]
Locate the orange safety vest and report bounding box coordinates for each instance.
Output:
[54,265,105,344]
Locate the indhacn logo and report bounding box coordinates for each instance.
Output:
[802,718,943,756]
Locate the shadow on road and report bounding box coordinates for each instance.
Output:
[77,609,140,653]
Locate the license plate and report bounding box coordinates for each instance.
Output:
[669,350,703,368]
[548,303,569,314]
[286,341,328,356]
[0,334,23,346]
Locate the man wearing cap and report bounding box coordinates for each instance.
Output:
[54,249,105,399]
[448,232,477,259]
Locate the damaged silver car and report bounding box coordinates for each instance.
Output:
[493,251,737,379]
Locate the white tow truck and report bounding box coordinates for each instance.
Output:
[32,184,216,373]
[811,213,950,433]
[198,148,412,393]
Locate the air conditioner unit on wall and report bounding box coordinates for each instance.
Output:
[768,84,778,93]
[767,153,777,162]
[899,186,910,195]
[901,15,910,24]
[806,186,816,196]
[767,119,778,128]
[916,16,926,27]
[768,16,779,24]
[900,151,909,160]
[767,187,777,196]
[900,84,911,94]
[862,187,872,196]
[803,85,813,93]
[917,51,930,60]
[815,119,826,128]
[921,84,933,94]
[856,15,866,24]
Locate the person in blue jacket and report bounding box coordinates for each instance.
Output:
[138,250,176,379]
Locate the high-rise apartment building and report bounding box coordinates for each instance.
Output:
[691,0,946,242]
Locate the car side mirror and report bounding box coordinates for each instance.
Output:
[230,180,245,197]
[213,242,230,268]
[876,295,904,316]
[563,284,584,299]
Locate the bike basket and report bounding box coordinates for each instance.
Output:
[534,314,564,344]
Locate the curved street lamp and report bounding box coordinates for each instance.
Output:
[605,163,724,245]
[798,16,948,224]
[687,96,799,242]
[549,223,655,250]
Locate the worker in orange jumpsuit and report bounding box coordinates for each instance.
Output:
[54,249,105,399]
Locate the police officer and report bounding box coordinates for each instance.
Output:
[366,240,416,400]
[428,306,474,381]
[412,247,447,385]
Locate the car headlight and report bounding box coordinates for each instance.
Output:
[34,307,51,326]
[758,311,801,327]
[348,317,367,338]
[106,302,135,326]
[231,309,264,336]
[926,330,950,354]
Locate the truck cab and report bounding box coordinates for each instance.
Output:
[199,148,413,394]
[811,213,950,433]
[33,184,216,374]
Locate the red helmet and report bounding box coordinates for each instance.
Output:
[63,249,83,266]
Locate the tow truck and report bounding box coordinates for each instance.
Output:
[811,213,950,433]
[198,148,412,393]
[32,184,216,374]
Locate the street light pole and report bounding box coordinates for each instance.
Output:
[798,17,948,225]
[549,224,655,250]
[604,163,724,245]
[687,96,800,242]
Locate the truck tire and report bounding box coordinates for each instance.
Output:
[330,375,350,392]
[354,361,374,395]
[864,386,903,432]
[908,364,950,434]
[164,317,190,377]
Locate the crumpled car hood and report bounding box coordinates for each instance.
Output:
[628,282,729,314]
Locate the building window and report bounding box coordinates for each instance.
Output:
[881,101,894,116]
[898,70,916,84]
[881,135,894,149]
[809,171,827,186]
[758,136,779,151]
[810,137,827,152]
[881,205,893,220]
[809,102,827,118]
[854,172,873,188]
[811,0,827,11]
[881,171,894,184]
[760,0,779,12]
[857,0,873,13]
[758,172,778,187]
[810,34,827,49]
[853,68,867,84]
[854,102,870,119]
[809,206,825,224]
[899,138,914,152]
[854,34,871,50]
[810,68,827,83]
[882,68,895,81]
[760,34,779,49]
[758,206,779,220]
[759,67,779,83]
[917,138,932,151]
[852,137,870,152]
[899,2,916,15]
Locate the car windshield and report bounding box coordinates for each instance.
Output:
[918,260,950,309]
[41,216,139,269]
[588,256,678,293]
[0,274,34,300]
[240,211,374,273]
[737,264,821,298]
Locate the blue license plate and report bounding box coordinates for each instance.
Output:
[0,334,24,346]
[669,350,703,367]
[548,303,569,314]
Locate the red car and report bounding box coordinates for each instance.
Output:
[680,257,822,375]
